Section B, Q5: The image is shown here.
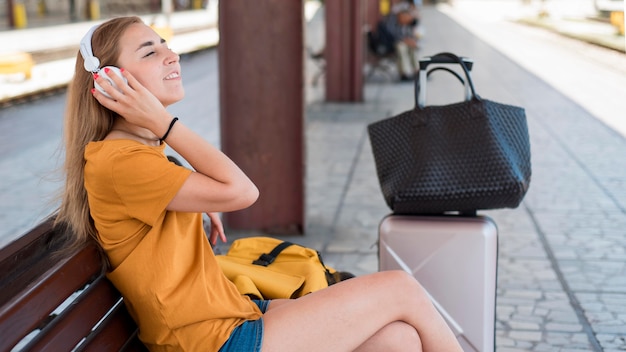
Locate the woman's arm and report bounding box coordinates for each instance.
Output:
[163,120,259,213]
[93,68,259,214]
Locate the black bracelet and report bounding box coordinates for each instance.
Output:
[160,117,179,142]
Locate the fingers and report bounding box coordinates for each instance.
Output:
[94,68,129,99]
[206,212,227,245]
[209,231,218,246]
[90,84,117,110]
[91,69,145,114]
[118,66,141,89]
[209,227,226,246]
[90,68,171,135]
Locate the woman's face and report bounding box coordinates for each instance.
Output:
[116,23,184,107]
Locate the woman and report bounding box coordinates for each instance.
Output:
[56,16,462,352]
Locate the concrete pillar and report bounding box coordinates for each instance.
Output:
[325,0,364,102]
[219,1,304,234]
[6,0,15,28]
[366,0,382,31]
[69,0,77,21]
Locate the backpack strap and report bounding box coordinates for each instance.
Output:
[250,240,355,285]
[252,241,294,267]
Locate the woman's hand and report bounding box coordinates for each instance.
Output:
[206,212,227,246]
[91,68,170,136]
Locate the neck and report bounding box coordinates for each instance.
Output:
[107,119,160,146]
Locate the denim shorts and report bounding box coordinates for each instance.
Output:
[218,300,269,352]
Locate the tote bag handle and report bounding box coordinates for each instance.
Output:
[415,52,478,109]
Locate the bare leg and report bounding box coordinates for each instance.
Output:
[354,321,422,352]
[261,270,461,352]
[266,302,422,351]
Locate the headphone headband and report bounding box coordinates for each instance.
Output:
[79,25,101,73]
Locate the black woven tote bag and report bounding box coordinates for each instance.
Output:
[367,52,531,214]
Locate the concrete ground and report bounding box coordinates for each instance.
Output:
[0,1,624,350]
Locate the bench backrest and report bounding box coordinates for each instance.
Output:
[0,219,147,351]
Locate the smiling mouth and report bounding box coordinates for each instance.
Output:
[164,72,180,80]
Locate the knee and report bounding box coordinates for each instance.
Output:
[380,270,418,288]
[380,270,428,300]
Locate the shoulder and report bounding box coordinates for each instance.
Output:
[86,140,165,162]
[85,140,185,182]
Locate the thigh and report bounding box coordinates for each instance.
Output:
[266,298,291,311]
[261,271,419,352]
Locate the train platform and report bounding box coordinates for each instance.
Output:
[0,1,624,351]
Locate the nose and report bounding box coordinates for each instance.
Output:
[165,48,179,65]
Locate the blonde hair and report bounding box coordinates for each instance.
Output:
[55,16,143,255]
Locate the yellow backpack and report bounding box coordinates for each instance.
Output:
[216,237,353,300]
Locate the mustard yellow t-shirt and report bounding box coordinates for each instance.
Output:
[84,140,262,351]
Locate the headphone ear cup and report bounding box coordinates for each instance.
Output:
[94,66,128,98]
[83,55,100,73]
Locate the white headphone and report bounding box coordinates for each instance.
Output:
[79,24,127,98]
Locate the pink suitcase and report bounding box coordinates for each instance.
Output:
[378,215,498,352]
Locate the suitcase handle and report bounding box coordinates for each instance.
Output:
[415,53,478,109]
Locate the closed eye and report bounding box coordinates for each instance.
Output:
[140,39,168,58]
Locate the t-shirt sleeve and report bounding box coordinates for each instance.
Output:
[110,146,192,225]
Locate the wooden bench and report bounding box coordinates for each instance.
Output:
[0,218,148,351]
[0,52,34,80]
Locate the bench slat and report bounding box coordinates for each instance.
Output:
[0,218,58,306]
[78,299,148,352]
[25,276,122,351]
[1,219,148,351]
[0,244,101,351]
